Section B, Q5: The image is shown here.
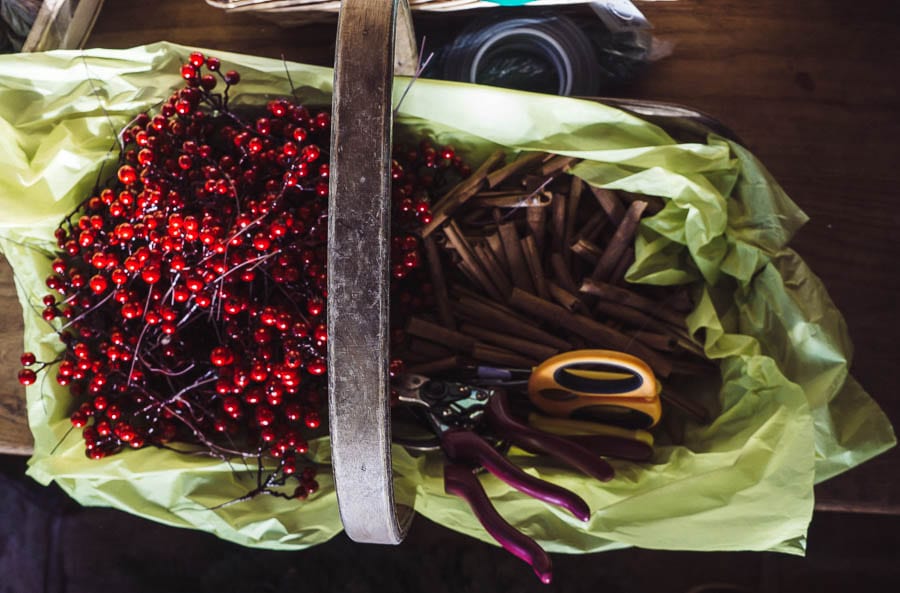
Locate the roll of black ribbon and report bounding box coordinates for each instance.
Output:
[440,13,601,97]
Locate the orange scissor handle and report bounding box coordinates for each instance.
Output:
[527,350,662,429]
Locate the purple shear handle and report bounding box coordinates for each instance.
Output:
[444,463,554,585]
[441,430,591,521]
[485,391,616,482]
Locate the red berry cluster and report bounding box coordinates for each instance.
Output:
[18,52,469,503]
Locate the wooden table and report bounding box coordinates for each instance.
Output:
[1,0,897,512]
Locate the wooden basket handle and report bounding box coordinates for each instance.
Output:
[327,0,417,545]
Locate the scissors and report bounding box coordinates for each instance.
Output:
[454,350,662,430]
[527,350,662,429]
[394,374,613,584]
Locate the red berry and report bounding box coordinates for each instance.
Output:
[260,426,276,442]
[300,144,320,163]
[307,299,323,317]
[222,396,242,418]
[265,100,285,117]
[17,369,37,386]
[210,346,234,367]
[224,70,240,85]
[306,360,326,376]
[255,405,275,427]
[141,264,161,285]
[20,352,36,367]
[117,165,137,185]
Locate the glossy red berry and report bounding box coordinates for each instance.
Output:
[181,64,197,80]
[70,411,88,428]
[210,346,234,367]
[255,405,275,427]
[306,360,326,376]
[118,165,137,185]
[89,274,109,294]
[17,369,37,386]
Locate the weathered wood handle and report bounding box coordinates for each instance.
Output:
[327,0,416,544]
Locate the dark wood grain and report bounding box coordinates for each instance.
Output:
[0,255,33,455]
[1,0,897,513]
[618,0,900,513]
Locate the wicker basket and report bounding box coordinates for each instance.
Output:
[19,0,104,52]
[203,0,563,26]
[206,0,491,16]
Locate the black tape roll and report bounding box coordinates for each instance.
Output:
[441,13,600,97]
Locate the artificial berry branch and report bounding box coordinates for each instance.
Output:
[19,52,470,507]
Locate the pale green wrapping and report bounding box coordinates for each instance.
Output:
[0,42,893,554]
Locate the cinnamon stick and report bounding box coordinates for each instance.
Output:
[450,284,530,322]
[498,221,535,294]
[526,206,547,254]
[443,222,505,302]
[452,297,572,351]
[662,387,710,424]
[406,356,462,376]
[589,186,625,226]
[563,176,583,268]
[581,279,687,329]
[520,235,550,300]
[486,151,548,188]
[423,235,454,330]
[541,155,580,177]
[471,343,537,369]
[421,149,505,237]
[523,175,554,195]
[406,317,475,353]
[592,200,647,281]
[460,323,558,362]
[674,335,708,359]
[628,330,677,352]
[571,211,606,245]
[593,299,679,337]
[508,287,671,377]
[667,288,694,313]
[486,232,510,274]
[474,243,512,299]
[609,246,635,286]
[669,357,717,376]
[457,260,482,289]
[550,252,578,294]
[403,338,454,361]
[547,281,583,313]
[550,189,566,255]
[620,191,665,216]
[570,238,602,266]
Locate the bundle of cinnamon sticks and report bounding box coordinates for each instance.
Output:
[397,149,716,426]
